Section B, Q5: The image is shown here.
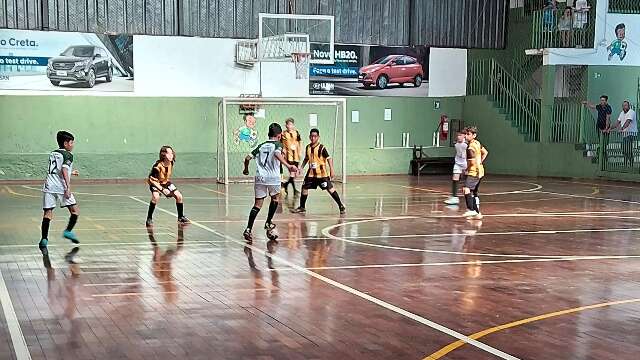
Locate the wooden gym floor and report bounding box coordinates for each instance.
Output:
[1,175,639,360]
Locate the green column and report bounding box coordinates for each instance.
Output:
[540,64,556,144]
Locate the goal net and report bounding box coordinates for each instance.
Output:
[217,97,347,184]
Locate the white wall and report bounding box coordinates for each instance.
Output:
[134,35,308,97]
[428,48,467,97]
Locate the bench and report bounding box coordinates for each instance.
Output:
[409,145,454,176]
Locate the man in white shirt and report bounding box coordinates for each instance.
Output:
[611,100,637,167]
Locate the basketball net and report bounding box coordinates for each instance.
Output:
[291,52,310,79]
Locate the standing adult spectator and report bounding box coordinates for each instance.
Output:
[610,100,637,168]
[582,95,612,136]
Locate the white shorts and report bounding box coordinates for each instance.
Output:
[42,192,76,210]
[255,184,281,199]
[453,164,467,175]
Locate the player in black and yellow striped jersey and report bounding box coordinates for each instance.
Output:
[145,146,190,226]
[461,126,488,220]
[281,118,303,196]
[292,128,346,214]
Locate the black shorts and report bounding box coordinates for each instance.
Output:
[462,175,482,191]
[302,177,333,191]
[150,182,178,198]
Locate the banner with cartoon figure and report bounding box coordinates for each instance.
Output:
[233,113,259,148]
[547,13,639,66]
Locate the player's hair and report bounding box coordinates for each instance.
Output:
[600,95,609,101]
[465,126,478,135]
[268,123,283,137]
[285,118,295,125]
[159,145,175,164]
[615,23,625,34]
[310,128,320,136]
[56,131,74,148]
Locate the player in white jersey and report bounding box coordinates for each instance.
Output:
[242,123,298,242]
[39,131,81,252]
[444,132,468,205]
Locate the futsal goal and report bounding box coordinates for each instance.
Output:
[216,97,347,185]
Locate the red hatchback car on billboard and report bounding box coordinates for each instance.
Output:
[358,54,424,89]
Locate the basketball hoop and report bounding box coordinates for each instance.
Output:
[291,52,310,79]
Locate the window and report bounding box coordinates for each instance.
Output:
[403,56,417,65]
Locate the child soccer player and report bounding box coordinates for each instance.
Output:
[243,123,298,242]
[444,131,468,205]
[145,146,190,226]
[292,129,346,215]
[40,131,80,252]
[281,118,303,197]
[461,126,488,220]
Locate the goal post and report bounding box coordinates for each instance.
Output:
[217,97,347,185]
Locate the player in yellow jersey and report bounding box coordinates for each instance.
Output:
[292,128,346,215]
[145,146,189,226]
[281,118,303,196]
[461,127,488,220]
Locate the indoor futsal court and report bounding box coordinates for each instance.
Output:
[1,176,640,360]
[2,1,640,360]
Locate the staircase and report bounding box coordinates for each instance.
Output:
[468,58,541,142]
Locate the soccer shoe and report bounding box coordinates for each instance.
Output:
[471,213,484,220]
[339,206,346,215]
[177,216,191,224]
[264,222,276,231]
[63,230,80,244]
[243,228,253,242]
[266,229,279,242]
[291,207,306,214]
[38,239,48,253]
[65,247,81,264]
[462,210,478,218]
[444,197,460,205]
[146,218,154,227]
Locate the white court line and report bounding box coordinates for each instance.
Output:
[127,195,519,360]
[536,190,640,205]
[398,180,542,197]
[267,255,640,271]
[339,227,640,240]
[0,239,230,248]
[0,268,32,360]
[320,216,640,259]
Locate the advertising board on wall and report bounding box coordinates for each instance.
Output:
[0,29,133,92]
[309,43,430,97]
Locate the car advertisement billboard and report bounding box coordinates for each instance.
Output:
[309,43,429,97]
[0,29,133,92]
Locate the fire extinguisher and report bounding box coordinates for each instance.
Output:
[439,114,449,141]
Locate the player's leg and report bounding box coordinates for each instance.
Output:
[445,169,461,205]
[63,202,80,244]
[40,196,55,250]
[146,190,161,226]
[172,189,190,224]
[264,190,280,231]
[471,179,483,219]
[462,176,479,217]
[289,162,299,196]
[292,178,313,213]
[323,180,345,214]
[244,187,266,241]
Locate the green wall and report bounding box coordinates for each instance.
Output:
[0,95,462,180]
[463,96,600,178]
[587,66,640,111]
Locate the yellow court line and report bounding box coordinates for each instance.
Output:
[423,298,640,360]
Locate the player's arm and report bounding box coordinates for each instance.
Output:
[466,147,478,173]
[324,148,335,179]
[62,167,72,198]
[480,146,489,163]
[147,167,166,193]
[620,118,632,132]
[243,147,260,176]
[605,108,612,131]
[275,152,297,173]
